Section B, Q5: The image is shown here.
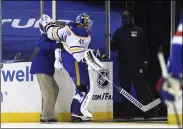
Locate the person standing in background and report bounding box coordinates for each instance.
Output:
[110,9,152,119]
[30,34,59,123]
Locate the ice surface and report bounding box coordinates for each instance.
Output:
[1,123,180,128]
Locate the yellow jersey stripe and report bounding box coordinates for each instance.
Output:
[64,44,85,53]
[75,61,80,86]
[53,27,60,41]
[70,47,84,53]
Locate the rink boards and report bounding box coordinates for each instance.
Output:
[1,62,182,124]
[167,95,182,124]
[1,62,113,122]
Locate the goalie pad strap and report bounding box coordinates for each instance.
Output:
[57,42,63,49]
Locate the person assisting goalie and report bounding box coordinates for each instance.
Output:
[39,13,104,122]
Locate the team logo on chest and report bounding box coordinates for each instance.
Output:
[131,31,137,37]
[97,69,109,89]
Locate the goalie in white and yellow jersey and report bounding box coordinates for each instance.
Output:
[39,13,104,122]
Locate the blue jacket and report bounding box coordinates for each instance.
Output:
[30,34,57,76]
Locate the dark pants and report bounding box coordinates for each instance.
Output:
[119,64,150,117]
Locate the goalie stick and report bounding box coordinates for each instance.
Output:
[97,70,161,112]
[157,52,181,128]
[84,49,161,112]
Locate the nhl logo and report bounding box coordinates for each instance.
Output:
[131,31,137,37]
[97,69,109,89]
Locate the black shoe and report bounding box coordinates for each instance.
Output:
[40,118,58,123]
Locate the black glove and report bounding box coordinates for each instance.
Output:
[57,42,63,49]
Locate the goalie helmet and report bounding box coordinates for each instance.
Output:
[75,13,93,31]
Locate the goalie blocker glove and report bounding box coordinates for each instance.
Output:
[39,14,64,34]
[39,14,54,34]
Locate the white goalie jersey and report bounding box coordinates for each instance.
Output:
[39,14,103,71]
[46,22,91,62]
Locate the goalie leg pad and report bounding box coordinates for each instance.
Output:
[80,83,93,118]
[71,85,92,118]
